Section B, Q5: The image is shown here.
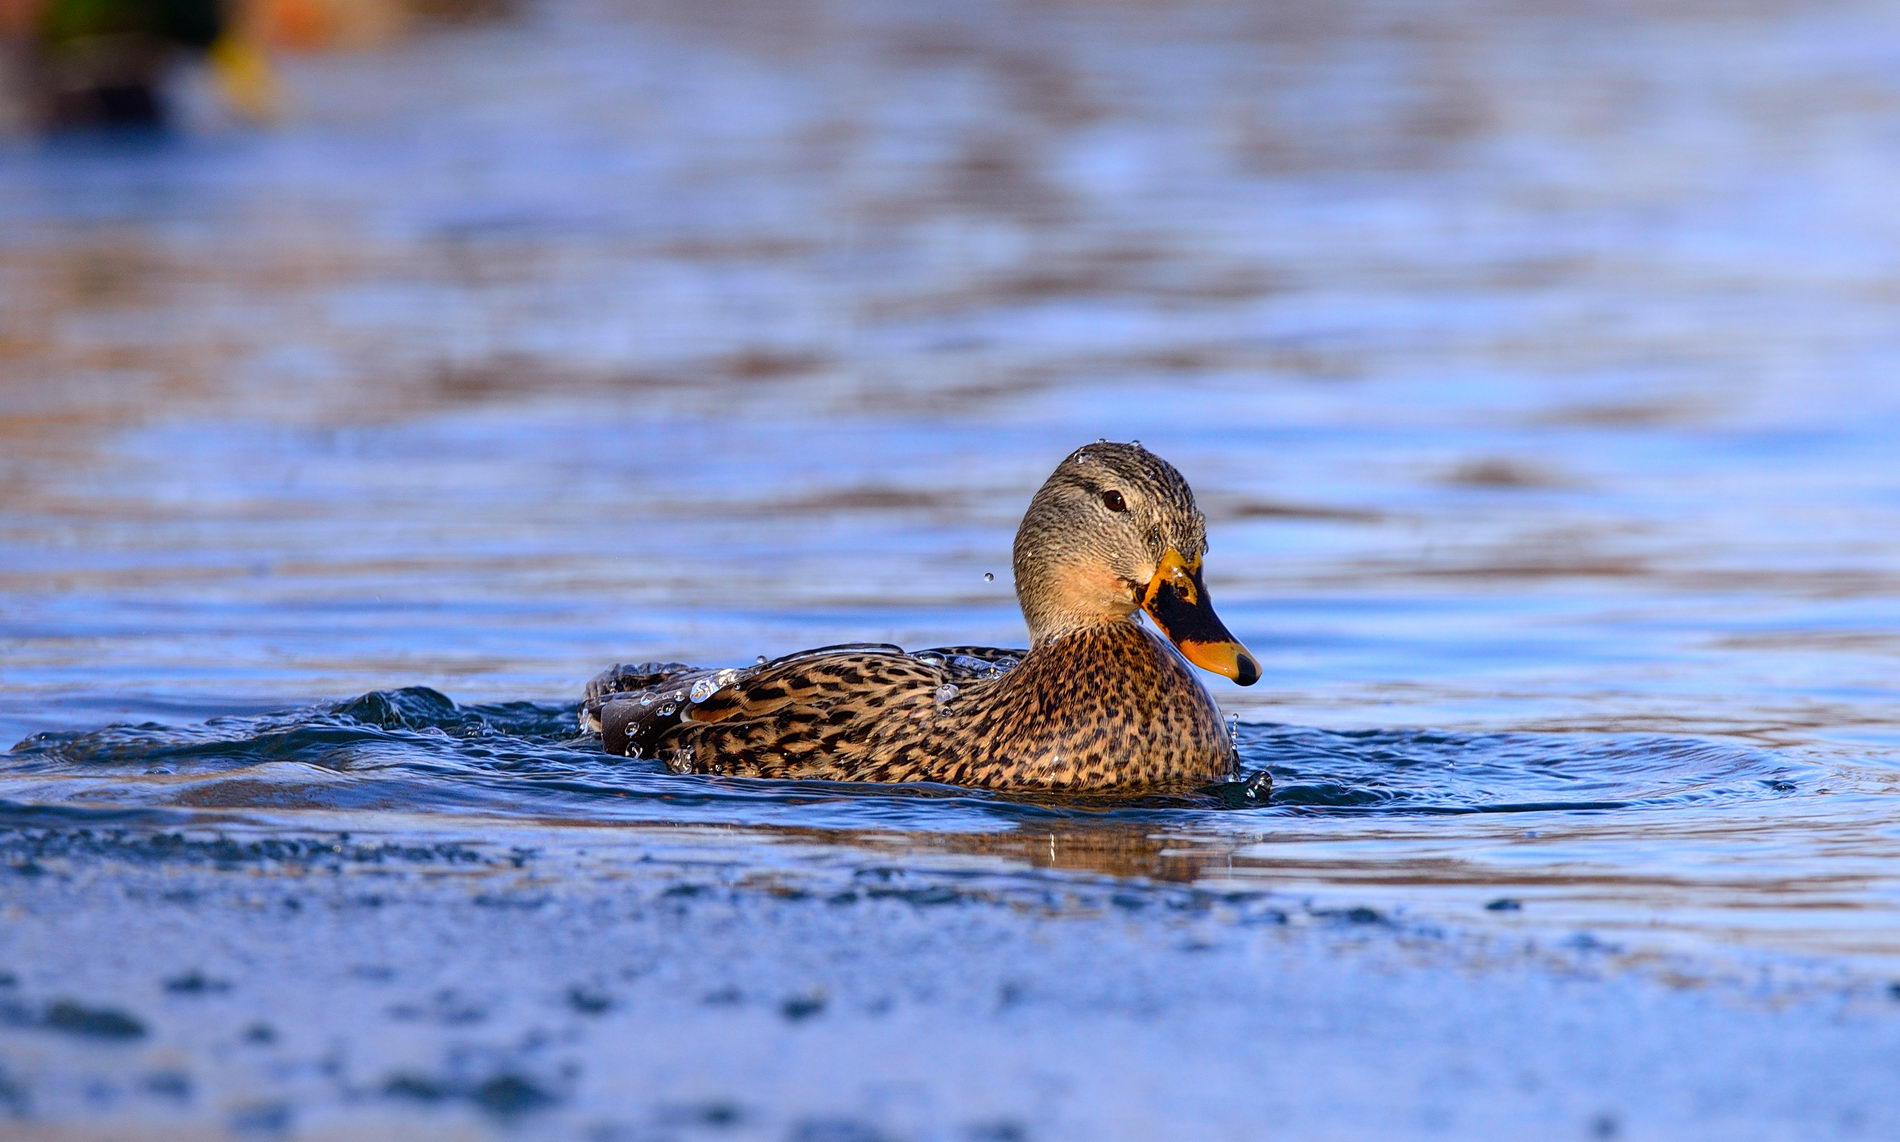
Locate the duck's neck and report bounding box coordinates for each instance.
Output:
[1012,555,1140,647]
[1021,609,1142,650]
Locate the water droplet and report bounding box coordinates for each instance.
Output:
[689,678,718,703]
[1096,436,1107,444]
[756,655,768,666]
[934,684,959,704]
[1131,439,1143,449]
[982,572,995,582]
[996,656,1019,670]
[915,652,945,667]
[659,703,677,716]
[639,694,656,707]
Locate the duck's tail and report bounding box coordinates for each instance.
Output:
[578,661,701,756]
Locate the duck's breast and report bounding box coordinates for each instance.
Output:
[945,622,1237,792]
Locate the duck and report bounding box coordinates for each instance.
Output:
[579,442,1261,794]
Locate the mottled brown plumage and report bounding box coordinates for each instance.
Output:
[580,442,1261,794]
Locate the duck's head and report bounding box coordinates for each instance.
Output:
[1011,442,1259,686]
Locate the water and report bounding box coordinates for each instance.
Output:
[6,685,1882,969]
[5,0,1900,1135]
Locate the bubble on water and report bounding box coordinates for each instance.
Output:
[983,572,995,582]
[659,703,677,716]
[639,694,656,707]
[689,677,718,703]
[934,684,959,704]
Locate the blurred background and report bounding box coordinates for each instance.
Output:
[3,0,1899,751]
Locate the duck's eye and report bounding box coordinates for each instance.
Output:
[1101,490,1127,513]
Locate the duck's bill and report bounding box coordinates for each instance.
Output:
[1140,550,1261,686]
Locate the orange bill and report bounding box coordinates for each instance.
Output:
[1139,549,1260,686]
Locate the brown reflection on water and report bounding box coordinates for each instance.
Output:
[610,803,1900,968]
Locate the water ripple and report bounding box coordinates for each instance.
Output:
[4,686,1815,827]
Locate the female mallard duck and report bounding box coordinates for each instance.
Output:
[580,442,1260,794]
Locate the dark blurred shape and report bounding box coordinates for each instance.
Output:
[12,0,519,132]
[27,0,228,130]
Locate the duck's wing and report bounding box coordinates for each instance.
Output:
[678,646,925,727]
[580,644,924,759]
[661,646,965,779]
[679,643,1030,728]
[582,643,1031,772]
